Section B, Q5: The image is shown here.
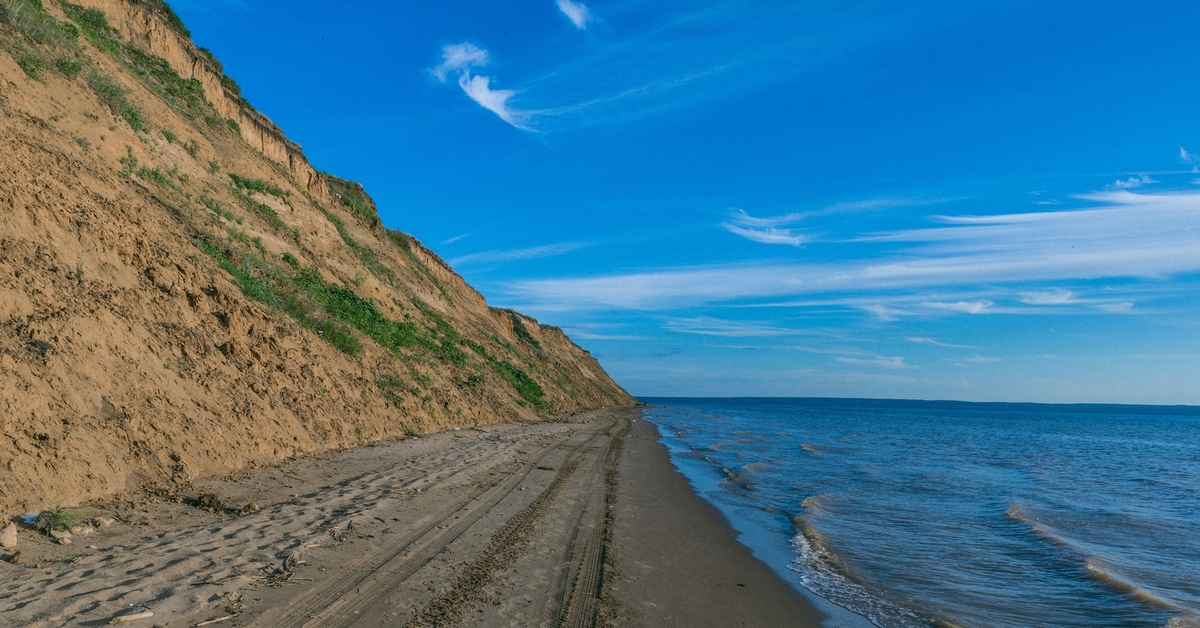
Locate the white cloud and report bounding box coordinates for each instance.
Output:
[449,241,588,266]
[507,190,1200,311]
[1109,175,1157,190]
[721,208,806,246]
[1018,289,1076,305]
[556,0,592,30]
[432,43,490,82]
[431,43,532,130]
[836,356,909,369]
[458,74,530,129]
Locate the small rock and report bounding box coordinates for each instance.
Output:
[78,524,95,536]
[0,522,17,550]
[237,503,259,516]
[93,516,115,529]
[50,529,72,541]
[57,535,72,545]
[6,551,25,564]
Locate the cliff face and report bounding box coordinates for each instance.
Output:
[0,0,634,515]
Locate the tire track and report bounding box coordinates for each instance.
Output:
[249,422,610,628]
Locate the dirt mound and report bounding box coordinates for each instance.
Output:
[0,0,633,516]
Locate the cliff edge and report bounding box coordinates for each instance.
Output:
[0,0,634,515]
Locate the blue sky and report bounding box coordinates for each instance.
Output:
[172,1,1200,404]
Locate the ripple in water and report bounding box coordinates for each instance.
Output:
[644,398,1200,628]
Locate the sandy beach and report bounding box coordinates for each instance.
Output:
[0,407,820,627]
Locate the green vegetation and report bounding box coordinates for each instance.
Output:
[151,0,188,38]
[136,164,172,187]
[281,252,299,268]
[197,46,221,73]
[235,192,284,231]
[86,69,147,131]
[71,135,88,150]
[226,117,240,134]
[53,54,81,76]
[507,311,544,355]
[315,202,395,284]
[463,339,545,407]
[16,50,43,78]
[161,128,176,143]
[376,373,420,406]
[326,174,381,229]
[0,0,78,48]
[35,505,84,534]
[229,173,284,197]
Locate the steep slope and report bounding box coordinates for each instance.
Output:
[0,0,634,516]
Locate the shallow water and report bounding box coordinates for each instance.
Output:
[642,398,1200,628]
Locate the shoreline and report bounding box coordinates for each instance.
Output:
[604,415,824,626]
[0,407,823,626]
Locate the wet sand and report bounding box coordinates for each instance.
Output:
[0,407,821,627]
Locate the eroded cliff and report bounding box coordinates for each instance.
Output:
[0,0,633,515]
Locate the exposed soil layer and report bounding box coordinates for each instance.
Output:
[0,0,632,516]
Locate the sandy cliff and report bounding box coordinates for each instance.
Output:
[0,0,633,515]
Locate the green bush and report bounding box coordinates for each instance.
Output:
[54,55,82,77]
[229,173,284,197]
[16,51,43,78]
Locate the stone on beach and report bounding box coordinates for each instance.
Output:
[0,522,16,550]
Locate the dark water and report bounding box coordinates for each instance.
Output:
[641,398,1200,628]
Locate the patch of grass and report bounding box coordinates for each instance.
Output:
[200,195,238,223]
[1,0,78,47]
[35,505,84,534]
[226,118,240,134]
[281,252,299,268]
[86,68,147,131]
[507,310,544,355]
[315,203,395,284]
[237,194,285,232]
[208,159,220,173]
[16,51,44,78]
[72,135,88,150]
[325,173,381,229]
[153,0,188,38]
[197,46,221,73]
[136,165,174,188]
[229,173,284,197]
[376,373,420,406]
[161,128,175,143]
[61,2,208,119]
[74,262,83,280]
[193,235,362,356]
[53,55,81,76]
[184,139,199,158]
[220,73,240,96]
[462,338,544,407]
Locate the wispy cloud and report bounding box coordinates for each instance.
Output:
[663,316,801,337]
[922,300,993,314]
[441,232,473,245]
[906,336,977,349]
[431,43,531,129]
[508,190,1200,310]
[836,356,909,369]
[556,0,592,30]
[448,242,589,267]
[721,209,807,246]
[457,74,529,129]
[947,355,1001,367]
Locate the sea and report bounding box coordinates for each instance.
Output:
[640,397,1200,628]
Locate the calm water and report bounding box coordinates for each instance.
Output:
[641,398,1200,628]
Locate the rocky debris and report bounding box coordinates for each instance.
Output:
[93,516,116,529]
[6,550,25,564]
[0,522,17,550]
[50,529,72,545]
[189,493,260,516]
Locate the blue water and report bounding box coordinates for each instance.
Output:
[641,398,1200,628]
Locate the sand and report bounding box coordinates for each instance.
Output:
[0,407,821,627]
